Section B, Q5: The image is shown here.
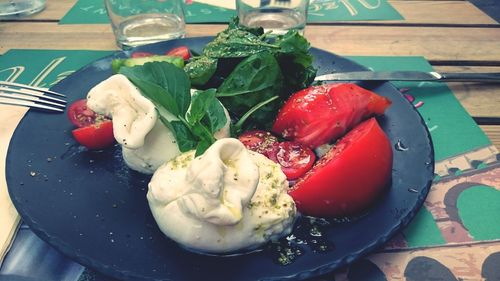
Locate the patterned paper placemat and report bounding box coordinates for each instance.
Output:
[59,0,403,25]
[1,50,498,281]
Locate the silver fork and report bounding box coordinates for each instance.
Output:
[0,81,66,113]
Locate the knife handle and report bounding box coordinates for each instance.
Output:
[440,72,500,83]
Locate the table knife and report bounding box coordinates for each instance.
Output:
[314,71,500,83]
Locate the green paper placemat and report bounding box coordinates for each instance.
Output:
[59,0,403,25]
[350,56,491,161]
[1,49,498,281]
[0,50,113,88]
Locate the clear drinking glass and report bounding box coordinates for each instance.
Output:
[236,0,309,35]
[104,0,186,49]
[0,0,45,18]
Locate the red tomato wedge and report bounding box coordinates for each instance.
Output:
[269,141,316,180]
[289,118,393,218]
[272,83,391,149]
[72,120,115,150]
[165,46,191,60]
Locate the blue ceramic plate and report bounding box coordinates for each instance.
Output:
[6,37,434,281]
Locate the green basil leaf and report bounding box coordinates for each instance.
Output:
[195,139,212,157]
[190,122,215,156]
[169,120,197,152]
[203,96,227,133]
[121,73,180,116]
[120,62,191,115]
[186,89,217,125]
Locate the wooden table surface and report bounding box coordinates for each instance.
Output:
[0,0,499,278]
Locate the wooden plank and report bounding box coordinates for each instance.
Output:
[6,0,498,25]
[1,23,499,62]
[307,25,500,60]
[432,66,500,118]
[0,23,118,55]
[304,25,500,62]
[480,125,500,150]
[388,1,498,24]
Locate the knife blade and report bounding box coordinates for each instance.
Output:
[314,71,500,83]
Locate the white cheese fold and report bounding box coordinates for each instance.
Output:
[87,74,161,149]
[86,74,180,174]
[86,74,230,174]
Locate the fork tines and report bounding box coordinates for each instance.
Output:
[0,81,66,113]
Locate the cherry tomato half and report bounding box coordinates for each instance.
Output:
[269,141,316,180]
[67,99,98,128]
[272,83,392,149]
[72,120,115,150]
[165,46,191,60]
[239,131,315,180]
[239,130,279,158]
[289,118,393,218]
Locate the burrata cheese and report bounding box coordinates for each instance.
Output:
[147,138,297,253]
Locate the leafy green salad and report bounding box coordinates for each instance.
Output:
[115,18,317,156]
